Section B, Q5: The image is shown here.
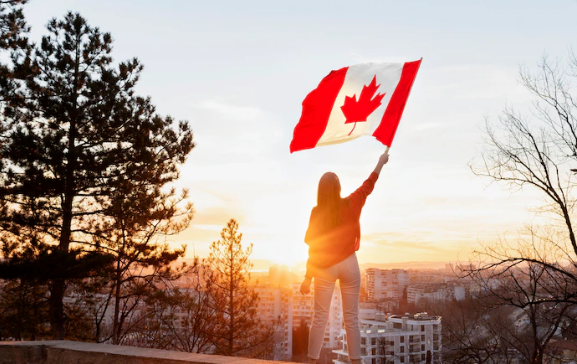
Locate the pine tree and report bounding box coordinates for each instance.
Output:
[0,12,194,339]
[205,219,274,357]
[1,0,31,131]
[0,0,28,50]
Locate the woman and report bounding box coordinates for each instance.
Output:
[300,151,389,364]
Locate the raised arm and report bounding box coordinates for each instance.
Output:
[373,150,389,175]
[348,151,389,205]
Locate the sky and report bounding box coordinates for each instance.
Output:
[22,0,577,270]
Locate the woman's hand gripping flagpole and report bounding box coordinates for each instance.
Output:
[373,147,390,175]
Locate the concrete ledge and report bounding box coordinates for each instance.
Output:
[0,341,293,364]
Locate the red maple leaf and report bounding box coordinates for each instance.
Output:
[340,75,386,135]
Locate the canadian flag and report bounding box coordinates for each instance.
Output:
[290,60,421,153]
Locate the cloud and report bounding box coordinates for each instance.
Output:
[377,240,454,253]
[187,99,283,157]
[347,53,420,65]
[355,231,481,265]
[408,122,450,133]
[192,100,266,121]
[190,205,246,226]
[418,64,530,102]
[363,232,459,252]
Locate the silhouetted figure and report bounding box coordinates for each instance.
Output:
[300,151,390,364]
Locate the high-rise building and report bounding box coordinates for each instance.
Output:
[333,312,442,364]
[254,283,293,360]
[325,284,343,349]
[292,282,314,330]
[291,282,343,349]
[365,269,409,302]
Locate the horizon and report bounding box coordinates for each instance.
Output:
[182,257,459,274]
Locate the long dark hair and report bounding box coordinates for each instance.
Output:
[316,172,343,231]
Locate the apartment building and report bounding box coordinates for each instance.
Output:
[254,283,293,360]
[333,312,442,364]
[408,270,445,284]
[407,284,450,304]
[292,282,315,329]
[407,283,471,304]
[365,269,409,302]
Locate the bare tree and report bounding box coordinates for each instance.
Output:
[137,263,218,353]
[431,297,505,364]
[467,243,577,363]
[377,337,401,364]
[468,53,577,363]
[0,278,49,340]
[471,53,577,288]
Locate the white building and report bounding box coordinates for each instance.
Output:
[366,269,409,302]
[359,302,378,320]
[333,312,442,364]
[291,282,344,349]
[325,284,344,348]
[407,284,450,304]
[453,286,466,301]
[407,283,470,304]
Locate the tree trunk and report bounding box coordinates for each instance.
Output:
[112,268,122,345]
[533,346,544,364]
[228,245,234,356]
[49,279,65,339]
[53,147,75,340]
[50,111,76,339]
[48,30,81,340]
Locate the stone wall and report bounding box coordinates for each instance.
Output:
[0,341,293,364]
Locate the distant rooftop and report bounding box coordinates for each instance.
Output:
[389,312,441,321]
[359,312,441,326]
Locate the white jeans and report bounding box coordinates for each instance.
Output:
[308,252,361,360]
